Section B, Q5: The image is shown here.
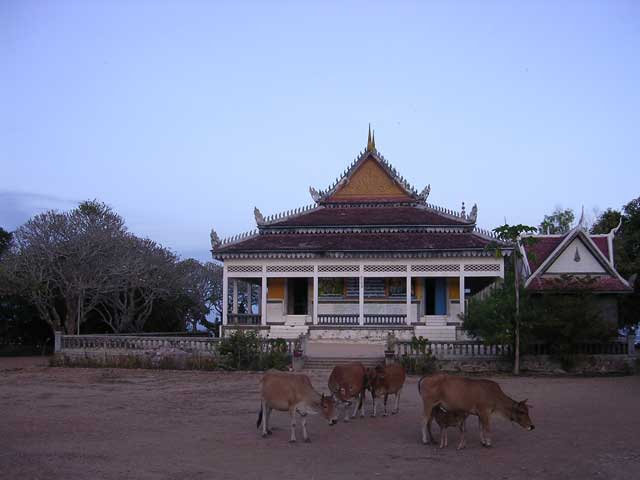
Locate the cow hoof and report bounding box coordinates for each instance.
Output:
[382,413,388,417]
[482,443,492,448]
[304,438,312,443]
[261,433,268,438]
[350,414,357,419]
[267,430,273,436]
[289,439,296,444]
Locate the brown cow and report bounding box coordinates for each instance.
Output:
[428,406,469,450]
[418,373,535,447]
[258,369,338,443]
[328,362,368,421]
[367,363,406,417]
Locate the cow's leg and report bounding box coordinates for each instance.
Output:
[440,426,447,449]
[479,414,492,447]
[457,419,467,450]
[261,400,269,438]
[392,389,402,415]
[359,391,365,417]
[371,391,377,418]
[351,394,360,418]
[478,417,486,446]
[343,401,350,423]
[288,407,297,443]
[300,412,310,443]
[265,406,273,435]
[422,402,436,445]
[383,393,389,417]
[422,400,437,445]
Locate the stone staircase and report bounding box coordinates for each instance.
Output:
[268,325,309,339]
[303,356,384,370]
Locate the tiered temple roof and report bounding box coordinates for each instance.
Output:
[212,129,507,260]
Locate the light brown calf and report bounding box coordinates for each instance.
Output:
[428,406,469,450]
[418,373,535,448]
[258,369,338,443]
[328,362,368,421]
[366,363,406,417]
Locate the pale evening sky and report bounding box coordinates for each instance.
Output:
[2,0,639,261]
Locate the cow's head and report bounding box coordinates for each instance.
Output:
[320,394,338,425]
[511,400,535,431]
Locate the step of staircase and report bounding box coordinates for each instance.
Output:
[414,325,457,341]
[303,356,384,370]
[268,325,309,339]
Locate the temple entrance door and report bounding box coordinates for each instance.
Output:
[292,278,308,315]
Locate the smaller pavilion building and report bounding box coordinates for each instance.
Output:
[520,216,632,323]
[211,130,510,342]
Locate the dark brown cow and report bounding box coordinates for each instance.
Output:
[418,373,535,447]
[258,369,338,443]
[428,406,469,450]
[366,363,406,417]
[328,362,367,421]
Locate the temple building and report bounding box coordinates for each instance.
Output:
[519,216,632,323]
[211,129,510,342]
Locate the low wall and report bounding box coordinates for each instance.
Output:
[308,326,414,343]
[429,354,636,375]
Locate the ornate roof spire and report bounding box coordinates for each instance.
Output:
[372,129,376,150]
[366,124,375,151]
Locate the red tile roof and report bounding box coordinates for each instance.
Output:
[527,276,631,293]
[215,232,496,255]
[523,236,563,273]
[265,206,471,228]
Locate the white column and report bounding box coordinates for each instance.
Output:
[459,274,466,316]
[358,266,364,326]
[246,282,252,314]
[261,270,267,326]
[232,280,238,315]
[406,269,412,325]
[313,266,319,325]
[222,265,229,325]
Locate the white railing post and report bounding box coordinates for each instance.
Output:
[313,265,319,325]
[222,265,229,326]
[359,265,364,326]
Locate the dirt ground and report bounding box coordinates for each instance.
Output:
[1,358,640,480]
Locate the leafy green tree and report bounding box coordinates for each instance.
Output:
[591,197,640,332]
[539,207,575,234]
[490,223,537,375]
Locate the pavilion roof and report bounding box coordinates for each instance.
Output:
[213,231,503,259]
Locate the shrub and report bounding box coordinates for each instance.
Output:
[399,337,438,375]
[218,330,290,371]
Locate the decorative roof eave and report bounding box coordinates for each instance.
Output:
[310,148,428,204]
[254,203,320,227]
[214,248,504,261]
[522,227,630,289]
[257,225,473,234]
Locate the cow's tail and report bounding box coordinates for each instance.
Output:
[256,405,263,429]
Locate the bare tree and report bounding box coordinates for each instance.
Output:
[94,236,182,332]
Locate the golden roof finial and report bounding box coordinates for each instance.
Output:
[366,124,376,151]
